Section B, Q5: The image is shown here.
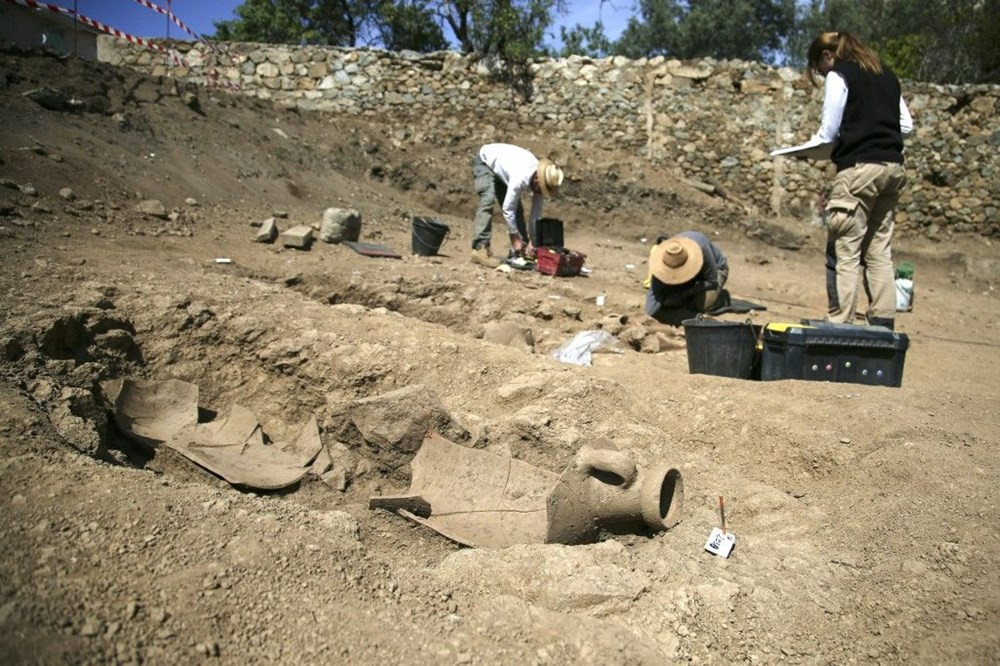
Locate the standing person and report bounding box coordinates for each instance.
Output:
[806,31,914,330]
[645,232,729,326]
[470,143,564,268]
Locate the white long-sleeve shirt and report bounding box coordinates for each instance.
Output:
[810,71,914,145]
[479,143,544,235]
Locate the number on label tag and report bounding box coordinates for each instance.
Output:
[704,527,736,558]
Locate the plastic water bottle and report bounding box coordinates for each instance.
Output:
[895,277,914,312]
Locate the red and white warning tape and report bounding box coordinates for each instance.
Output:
[128,0,220,53]
[6,0,241,91]
[126,0,241,91]
[4,0,181,63]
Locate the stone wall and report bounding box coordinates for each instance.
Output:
[98,37,999,237]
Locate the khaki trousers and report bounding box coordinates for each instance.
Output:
[825,162,907,323]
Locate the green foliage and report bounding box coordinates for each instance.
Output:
[613,0,796,62]
[212,0,373,46]
[878,34,926,81]
[435,0,561,61]
[376,1,449,52]
[213,0,311,44]
[790,0,999,83]
[213,0,445,51]
[558,21,611,58]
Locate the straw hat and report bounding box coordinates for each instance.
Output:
[649,235,704,285]
[536,158,564,197]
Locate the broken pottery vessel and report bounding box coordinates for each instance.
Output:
[369,432,683,548]
[110,378,320,490]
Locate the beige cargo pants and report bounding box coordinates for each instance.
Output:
[825,162,907,324]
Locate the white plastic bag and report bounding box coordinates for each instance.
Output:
[550,331,624,366]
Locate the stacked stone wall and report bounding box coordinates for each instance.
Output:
[99,37,999,237]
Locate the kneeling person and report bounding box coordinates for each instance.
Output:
[645,232,729,326]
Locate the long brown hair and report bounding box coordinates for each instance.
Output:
[807,31,883,86]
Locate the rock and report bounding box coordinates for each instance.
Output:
[321,467,349,491]
[79,616,103,637]
[24,87,68,111]
[639,332,661,353]
[184,197,199,206]
[319,208,362,243]
[59,187,75,201]
[322,385,468,477]
[618,324,649,349]
[482,321,534,353]
[92,329,142,362]
[596,313,629,336]
[256,217,278,243]
[497,373,548,401]
[48,387,109,458]
[281,224,313,249]
[135,199,168,219]
[182,91,200,111]
[18,184,38,197]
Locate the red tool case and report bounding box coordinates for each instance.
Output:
[536,247,586,277]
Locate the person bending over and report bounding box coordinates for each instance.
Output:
[469,143,564,268]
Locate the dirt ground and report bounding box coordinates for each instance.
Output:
[1,49,998,664]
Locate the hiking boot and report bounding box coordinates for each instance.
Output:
[470,246,501,269]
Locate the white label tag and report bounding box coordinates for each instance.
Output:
[704,527,736,558]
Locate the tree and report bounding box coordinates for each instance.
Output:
[559,21,612,58]
[213,0,445,51]
[434,0,562,60]
[613,0,796,62]
[374,0,449,51]
[789,0,999,83]
[213,0,375,46]
[213,0,314,44]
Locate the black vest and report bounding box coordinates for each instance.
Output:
[831,60,904,172]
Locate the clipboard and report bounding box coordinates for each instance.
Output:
[770,140,833,160]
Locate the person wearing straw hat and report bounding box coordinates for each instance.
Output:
[470,143,564,268]
[644,231,729,326]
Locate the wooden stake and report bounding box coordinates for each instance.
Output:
[719,495,727,535]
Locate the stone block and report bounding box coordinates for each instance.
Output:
[256,62,279,78]
[319,208,361,243]
[255,218,278,243]
[281,225,313,249]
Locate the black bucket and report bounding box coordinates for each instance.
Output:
[682,318,760,379]
[411,216,450,256]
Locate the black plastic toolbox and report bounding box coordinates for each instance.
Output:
[760,321,909,387]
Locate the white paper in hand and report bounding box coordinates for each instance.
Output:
[770,140,833,160]
[704,527,736,558]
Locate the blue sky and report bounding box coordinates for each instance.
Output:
[45,0,633,46]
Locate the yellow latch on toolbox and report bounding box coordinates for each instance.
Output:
[765,322,817,333]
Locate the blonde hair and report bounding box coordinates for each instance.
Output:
[807,31,883,87]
